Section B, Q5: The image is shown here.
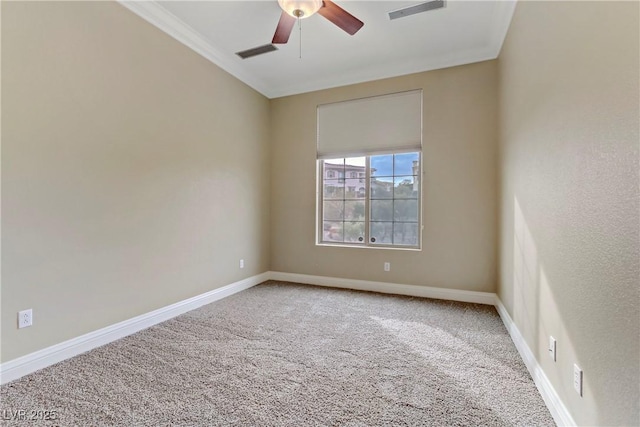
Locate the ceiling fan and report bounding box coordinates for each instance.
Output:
[272,0,364,44]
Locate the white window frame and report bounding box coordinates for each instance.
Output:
[316,151,422,250]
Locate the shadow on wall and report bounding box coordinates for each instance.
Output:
[512,197,595,423]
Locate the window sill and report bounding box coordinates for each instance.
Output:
[316,242,422,251]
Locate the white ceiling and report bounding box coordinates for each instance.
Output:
[120,1,516,98]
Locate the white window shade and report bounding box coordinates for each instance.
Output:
[317,90,422,159]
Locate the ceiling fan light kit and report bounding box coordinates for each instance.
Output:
[272,0,364,45]
[277,0,323,19]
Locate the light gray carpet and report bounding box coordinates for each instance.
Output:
[1,281,554,426]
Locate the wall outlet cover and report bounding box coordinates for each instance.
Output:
[18,309,33,329]
[573,364,583,396]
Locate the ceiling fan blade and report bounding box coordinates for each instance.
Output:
[272,11,296,44]
[317,1,364,36]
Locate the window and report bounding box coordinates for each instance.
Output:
[317,89,422,249]
[319,152,420,248]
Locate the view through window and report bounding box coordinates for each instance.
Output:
[320,152,420,248]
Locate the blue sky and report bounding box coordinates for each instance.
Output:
[329,152,419,176]
[372,153,418,176]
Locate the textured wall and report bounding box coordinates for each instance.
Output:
[498,2,639,425]
[270,61,498,292]
[1,1,271,362]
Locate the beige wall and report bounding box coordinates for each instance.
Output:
[4,2,638,424]
[270,61,498,291]
[1,1,271,362]
[498,2,639,425]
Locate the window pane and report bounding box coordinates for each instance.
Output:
[370,222,392,244]
[371,200,393,221]
[323,201,344,221]
[394,176,418,199]
[345,200,365,221]
[324,159,344,184]
[371,155,393,177]
[394,152,420,176]
[345,158,365,191]
[323,180,344,200]
[345,186,358,199]
[344,221,365,243]
[370,177,393,199]
[394,200,419,222]
[393,223,419,246]
[323,221,343,242]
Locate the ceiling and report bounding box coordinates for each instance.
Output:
[119,1,516,98]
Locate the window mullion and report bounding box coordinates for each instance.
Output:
[364,156,371,246]
[318,160,324,243]
[391,153,395,246]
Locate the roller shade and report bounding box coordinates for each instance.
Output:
[317,89,422,159]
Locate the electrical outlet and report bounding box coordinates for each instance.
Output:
[384,262,391,272]
[548,336,556,361]
[239,259,244,269]
[18,309,33,329]
[573,364,583,396]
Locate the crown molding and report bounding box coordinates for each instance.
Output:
[269,45,498,98]
[267,0,517,98]
[118,1,516,99]
[118,1,275,98]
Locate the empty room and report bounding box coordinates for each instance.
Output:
[1,1,638,426]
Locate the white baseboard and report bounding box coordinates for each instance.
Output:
[0,269,573,427]
[0,272,270,385]
[269,271,497,305]
[494,297,576,427]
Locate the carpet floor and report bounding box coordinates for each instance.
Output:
[1,281,554,426]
